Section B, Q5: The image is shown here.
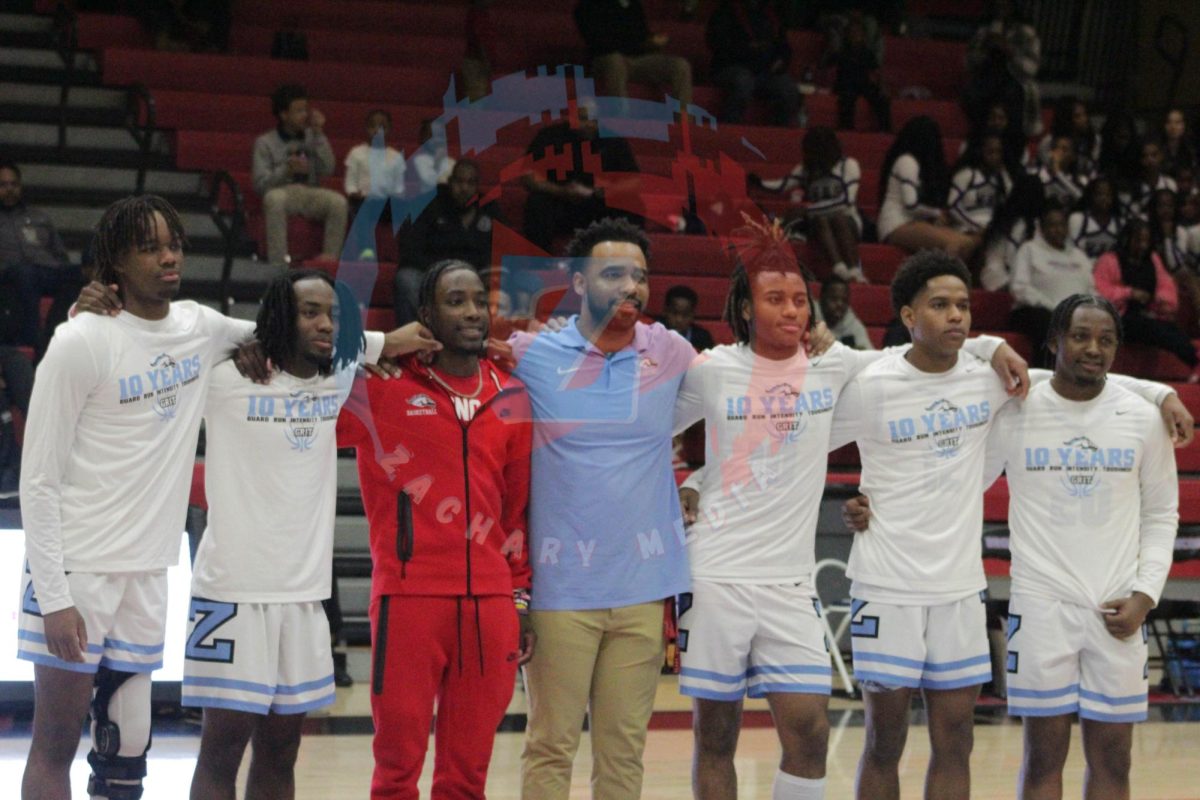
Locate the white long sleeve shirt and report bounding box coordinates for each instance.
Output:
[877,154,944,241]
[828,353,1171,605]
[983,381,1178,608]
[19,303,253,614]
[1010,232,1094,310]
[191,333,383,603]
[343,143,406,198]
[673,338,1002,586]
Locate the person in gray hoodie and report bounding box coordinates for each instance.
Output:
[252,84,347,266]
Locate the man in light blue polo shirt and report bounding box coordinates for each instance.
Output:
[510,218,695,800]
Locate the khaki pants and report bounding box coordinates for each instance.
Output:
[262,184,348,265]
[592,53,693,107]
[521,601,666,800]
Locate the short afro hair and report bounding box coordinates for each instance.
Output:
[564,217,650,273]
[890,250,972,315]
[271,84,307,118]
[664,284,698,307]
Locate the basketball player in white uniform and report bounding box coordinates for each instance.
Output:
[828,252,1184,800]
[982,293,1177,799]
[184,269,437,798]
[19,196,256,800]
[671,228,1022,800]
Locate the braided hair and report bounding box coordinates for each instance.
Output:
[721,214,813,345]
[418,259,478,314]
[91,194,186,291]
[1046,293,1123,349]
[254,269,363,376]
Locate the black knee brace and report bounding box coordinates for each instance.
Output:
[87,668,149,800]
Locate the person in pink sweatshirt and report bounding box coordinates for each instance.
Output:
[1094,217,1200,381]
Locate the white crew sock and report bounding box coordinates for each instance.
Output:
[772,769,826,800]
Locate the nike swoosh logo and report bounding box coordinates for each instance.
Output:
[1115,410,1129,415]
[556,366,581,375]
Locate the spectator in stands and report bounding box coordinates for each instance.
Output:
[574,0,693,107]
[1009,202,1095,365]
[1148,188,1189,276]
[1181,190,1200,257]
[0,346,32,501]
[0,161,82,354]
[1033,133,1089,210]
[253,84,346,266]
[1127,140,1178,220]
[343,109,405,208]
[981,173,1045,291]
[1161,108,1196,179]
[814,274,874,349]
[830,12,890,132]
[949,132,1012,235]
[1176,166,1197,203]
[462,0,499,102]
[660,284,715,351]
[410,119,456,196]
[521,102,640,252]
[754,126,866,282]
[964,101,1028,170]
[1098,111,1141,205]
[394,160,501,325]
[1068,174,1122,261]
[1144,188,1200,332]
[964,0,1042,138]
[1095,217,1200,380]
[877,115,979,260]
[1037,96,1100,176]
[706,0,802,126]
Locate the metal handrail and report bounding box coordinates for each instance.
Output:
[51,1,78,149]
[208,170,246,314]
[124,83,156,194]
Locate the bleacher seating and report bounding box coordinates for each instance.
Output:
[21,0,1200,540]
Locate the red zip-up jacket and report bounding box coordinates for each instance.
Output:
[336,356,532,600]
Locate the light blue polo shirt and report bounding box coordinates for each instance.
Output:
[511,318,695,610]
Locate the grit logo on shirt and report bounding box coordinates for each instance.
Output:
[1023,435,1135,498]
[244,390,341,451]
[885,398,991,458]
[117,352,203,420]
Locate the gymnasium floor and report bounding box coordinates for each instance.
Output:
[2,670,1198,798]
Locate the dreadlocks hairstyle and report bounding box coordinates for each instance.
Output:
[721,214,813,345]
[254,269,363,376]
[890,249,972,315]
[564,217,650,272]
[417,259,479,315]
[90,194,186,290]
[1046,293,1123,349]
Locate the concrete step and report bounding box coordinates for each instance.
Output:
[0,121,168,154]
[42,203,220,240]
[0,46,93,72]
[0,13,54,34]
[20,162,205,198]
[0,81,126,110]
[334,515,370,554]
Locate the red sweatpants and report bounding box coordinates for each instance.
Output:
[368,594,519,800]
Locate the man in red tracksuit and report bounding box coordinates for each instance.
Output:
[337,259,535,799]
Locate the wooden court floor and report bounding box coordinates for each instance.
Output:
[2,709,1198,798]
